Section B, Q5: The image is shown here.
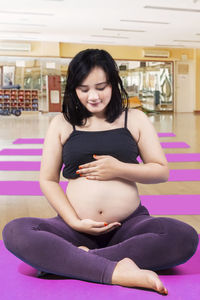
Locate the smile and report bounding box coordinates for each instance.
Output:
[88,101,101,105]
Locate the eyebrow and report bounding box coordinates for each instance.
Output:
[79,81,108,87]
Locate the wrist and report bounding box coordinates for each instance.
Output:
[69,218,82,231]
[115,160,126,179]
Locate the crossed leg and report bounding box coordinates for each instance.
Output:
[2,213,198,295]
[80,213,199,294]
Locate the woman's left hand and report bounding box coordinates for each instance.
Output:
[76,155,121,181]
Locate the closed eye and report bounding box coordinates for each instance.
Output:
[96,86,106,91]
[79,86,107,93]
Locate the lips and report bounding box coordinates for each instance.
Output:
[88,101,101,105]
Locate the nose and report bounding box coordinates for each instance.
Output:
[88,89,99,101]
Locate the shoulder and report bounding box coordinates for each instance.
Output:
[128,108,148,121]
[49,113,66,125]
[128,108,152,129]
[127,109,150,141]
[47,113,73,145]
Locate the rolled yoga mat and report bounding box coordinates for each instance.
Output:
[0,237,200,300]
[12,133,176,144]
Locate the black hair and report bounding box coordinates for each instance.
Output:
[62,49,129,126]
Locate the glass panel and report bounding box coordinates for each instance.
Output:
[116,60,173,112]
[0,56,173,113]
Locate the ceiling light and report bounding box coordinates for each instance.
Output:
[0,30,40,34]
[91,35,128,39]
[82,40,115,44]
[103,28,145,33]
[120,19,169,25]
[0,22,47,27]
[155,44,185,47]
[144,6,200,13]
[0,36,39,41]
[0,10,54,16]
[174,39,200,42]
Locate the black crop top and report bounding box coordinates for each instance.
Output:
[62,108,139,179]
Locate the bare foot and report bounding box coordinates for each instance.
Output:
[78,246,90,252]
[112,258,168,295]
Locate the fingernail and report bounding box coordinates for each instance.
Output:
[93,154,96,158]
[78,166,82,169]
[79,174,83,177]
[104,223,108,226]
[76,171,80,174]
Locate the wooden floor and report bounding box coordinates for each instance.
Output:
[0,111,200,239]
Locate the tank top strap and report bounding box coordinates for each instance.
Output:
[124,107,128,128]
[72,124,76,131]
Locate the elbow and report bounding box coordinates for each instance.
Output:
[160,165,170,182]
[39,178,59,186]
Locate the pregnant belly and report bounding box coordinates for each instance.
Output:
[66,177,140,223]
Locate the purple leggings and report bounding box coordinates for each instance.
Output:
[2,203,199,284]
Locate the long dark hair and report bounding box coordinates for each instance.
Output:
[62,49,129,126]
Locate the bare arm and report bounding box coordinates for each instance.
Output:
[39,114,81,228]
[116,109,169,184]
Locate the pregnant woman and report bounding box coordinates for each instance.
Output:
[3,49,198,295]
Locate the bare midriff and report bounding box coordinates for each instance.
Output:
[66,177,140,223]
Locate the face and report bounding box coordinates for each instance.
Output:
[75,67,112,117]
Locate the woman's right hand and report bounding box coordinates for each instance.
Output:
[74,218,121,235]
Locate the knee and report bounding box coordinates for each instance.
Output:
[182,226,199,259]
[171,222,199,261]
[2,218,28,254]
[160,218,199,261]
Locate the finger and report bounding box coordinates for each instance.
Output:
[85,175,99,180]
[98,223,121,234]
[92,221,108,228]
[101,223,121,231]
[77,166,97,175]
[78,161,97,169]
[93,155,108,159]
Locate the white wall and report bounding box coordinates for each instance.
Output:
[174,61,195,113]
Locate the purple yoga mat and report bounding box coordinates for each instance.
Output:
[13,133,176,144]
[158,132,176,137]
[0,181,200,214]
[169,169,200,181]
[13,138,44,144]
[137,153,200,163]
[0,149,43,155]
[160,142,190,148]
[0,181,68,196]
[0,161,65,171]
[140,194,200,215]
[1,239,200,300]
[0,161,41,171]
[166,153,200,162]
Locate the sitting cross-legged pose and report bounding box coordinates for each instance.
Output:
[3,49,199,295]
